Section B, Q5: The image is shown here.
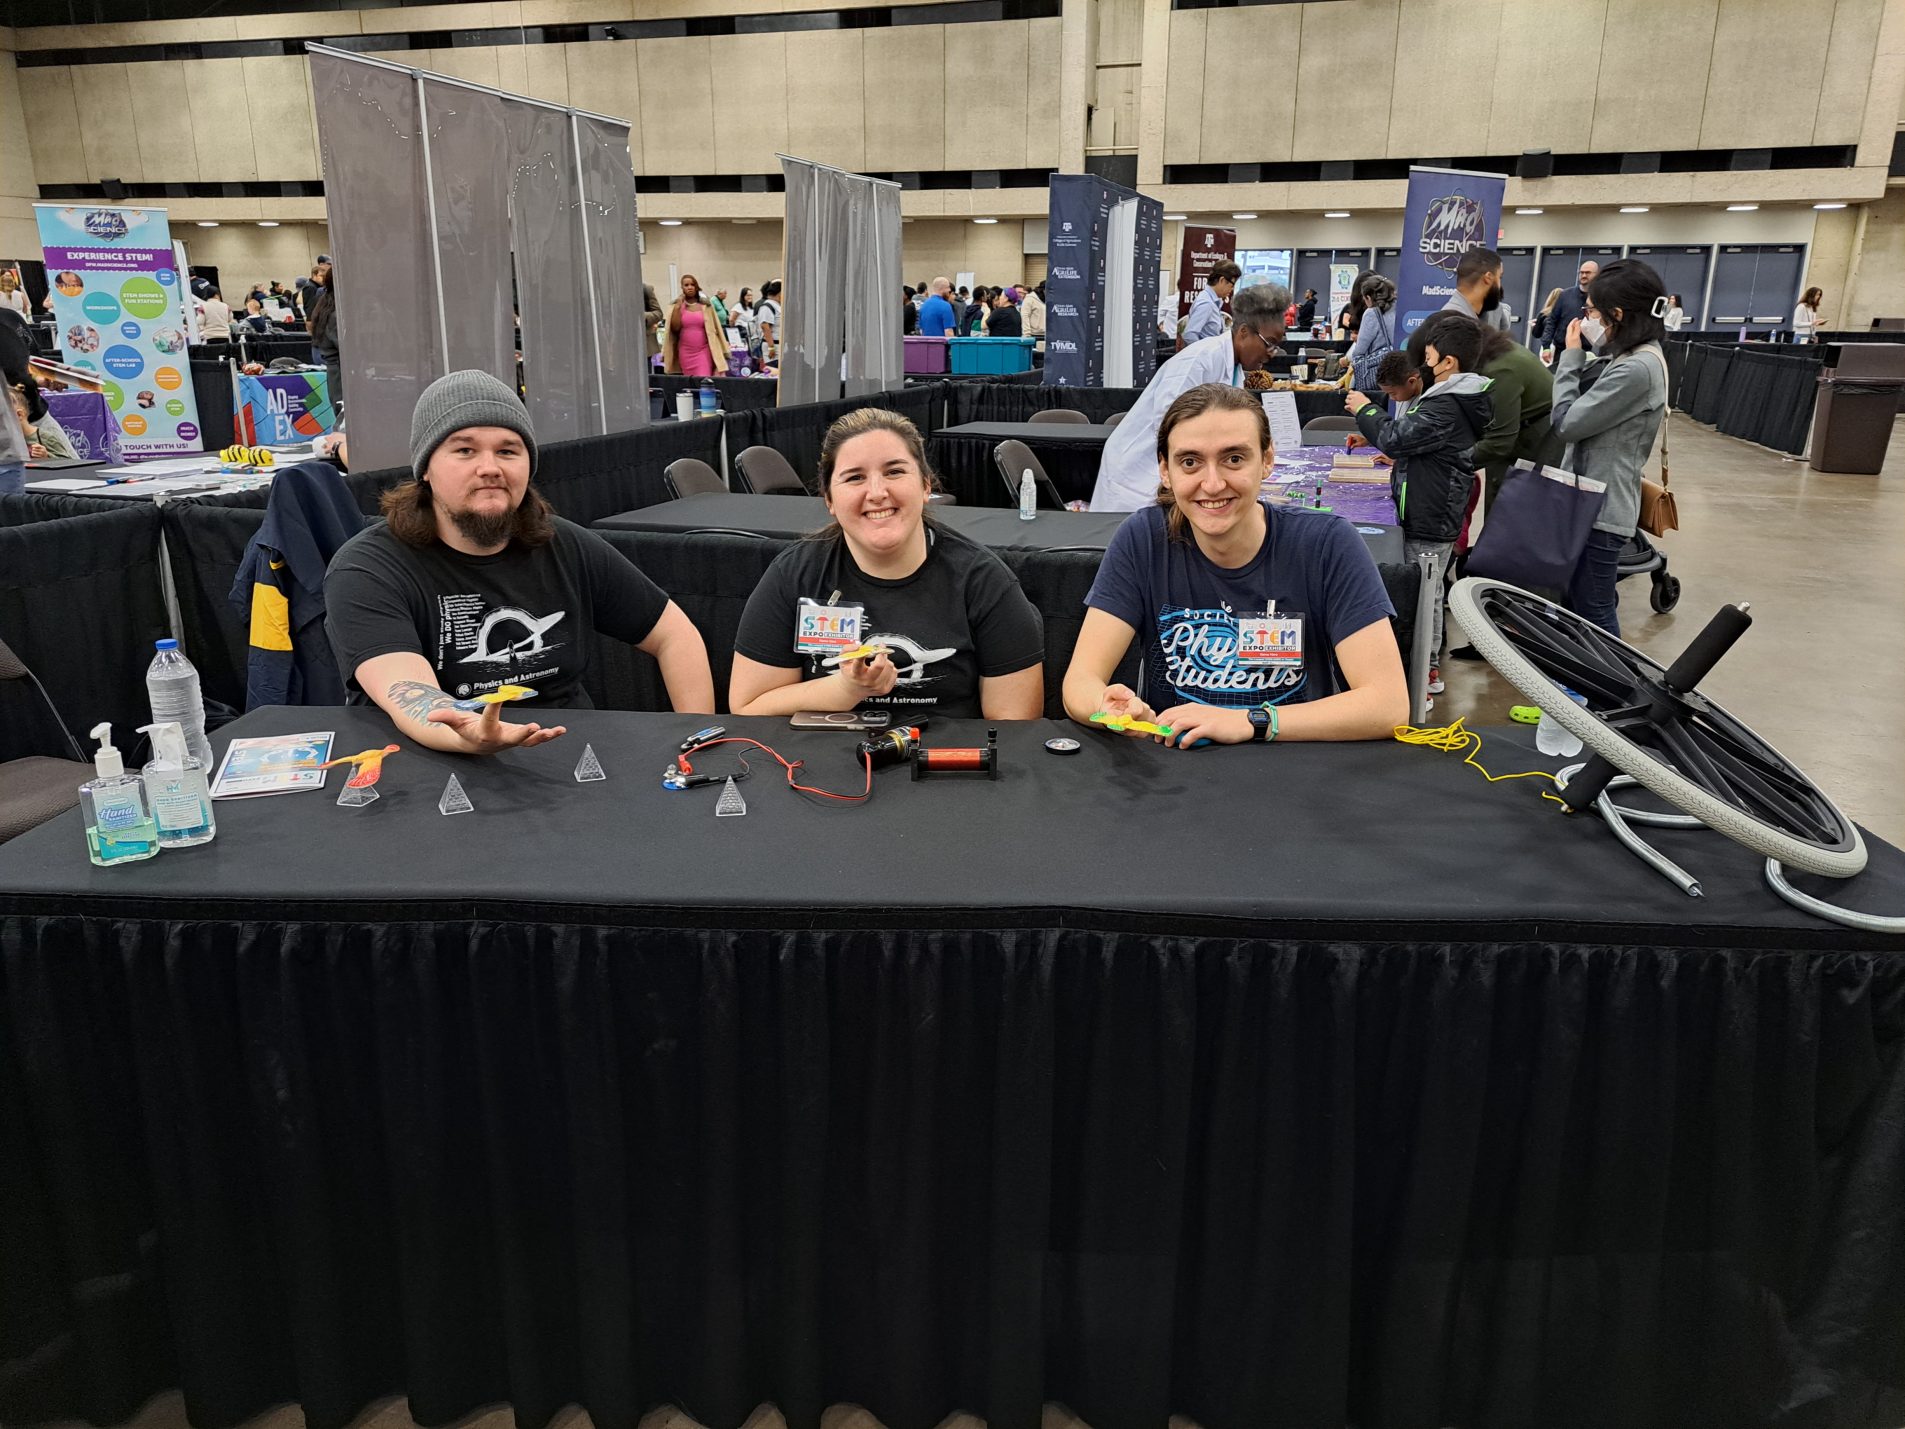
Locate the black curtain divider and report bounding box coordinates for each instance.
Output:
[3,916,1903,1429]
[951,384,1147,425]
[0,506,171,759]
[651,375,780,413]
[162,500,270,716]
[0,490,129,527]
[190,354,237,451]
[930,431,1102,508]
[589,528,1106,718]
[734,386,943,489]
[1673,342,1706,414]
[1689,345,1735,425]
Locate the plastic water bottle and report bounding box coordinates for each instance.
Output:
[146,639,214,772]
[1019,469,1037,521]
[1535,687,1589,759]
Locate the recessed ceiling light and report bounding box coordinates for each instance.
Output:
[196,220,219,228]
[1514,207,1543,215]
[256,220,280,227]
[1619,206,1648,214]
[1231,212,1258,220]
[973,217,999,225]
[1814,202,1848,210]
[1164,214,1187,221]
[1323,211,1351,219]
[1726,203,1759,211]
[658,219,682,226]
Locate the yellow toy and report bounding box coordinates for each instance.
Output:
[1090,711,1175,737]
[452,684,538,712]
[824,643,890,665]
[318,743,401,789]
[220,445,275,467]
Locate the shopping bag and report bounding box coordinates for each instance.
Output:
[1465,460,1607,591]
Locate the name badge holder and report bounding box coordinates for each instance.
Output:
[1236,600,1304,667]
[794,595,865,656]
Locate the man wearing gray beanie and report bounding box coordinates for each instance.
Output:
[324,370,714,754]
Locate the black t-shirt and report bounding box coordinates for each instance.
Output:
[733,524,1045,718]
[324,517,670,708]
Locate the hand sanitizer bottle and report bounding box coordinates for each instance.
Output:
[138,720,216,848]
[79,722,160,866]
[1019,468,1037,521]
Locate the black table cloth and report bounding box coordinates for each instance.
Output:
[2,706,1903,1429]
[929,421,1116,507]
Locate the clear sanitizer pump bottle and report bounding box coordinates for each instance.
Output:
[139,720,216,848]
[79,722,160,866]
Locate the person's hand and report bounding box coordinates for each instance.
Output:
[1565,318,1582,351]
[1155,703,1254,749]
[1344,433,1367,449]
[1094,683,1158,736]
[1372,453,1394,467]
[1345,390,1371,413]
[835,651,897,701]
[27,442,48,459]
[425,698,566,753]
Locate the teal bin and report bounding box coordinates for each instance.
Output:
[949,337,1037,374]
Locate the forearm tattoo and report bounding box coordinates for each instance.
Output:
[385,679,457,726]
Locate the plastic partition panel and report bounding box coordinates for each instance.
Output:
[509,103,590,443]
[574,115,649,432]
[777,160,824,406]
[309,51,441,476]
[1102,199,1136,388]
[842,175,900,399]
[419,80,516,388]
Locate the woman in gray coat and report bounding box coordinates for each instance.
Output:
[1551,259,1669,635]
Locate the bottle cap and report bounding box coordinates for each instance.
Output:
[155,638,179,651]
[89,722,124,779]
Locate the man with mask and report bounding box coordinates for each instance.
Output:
[1091,282,1289,512]
[1535,258,1598,364]
[1442,247,1512,333]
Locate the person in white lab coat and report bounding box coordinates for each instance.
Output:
[1090,282,1290,512]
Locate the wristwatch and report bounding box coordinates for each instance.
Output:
[1247,702,1279,743]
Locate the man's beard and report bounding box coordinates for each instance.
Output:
[448,500,519,547]
[1481,284,1503,312]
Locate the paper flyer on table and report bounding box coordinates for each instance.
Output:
[211,732,335,798]
[1260,390,1305,459]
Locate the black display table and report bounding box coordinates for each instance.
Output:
[929,420,1115,506]
[2,707,1903,1429]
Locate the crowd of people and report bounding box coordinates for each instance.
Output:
[904,277,1046,341]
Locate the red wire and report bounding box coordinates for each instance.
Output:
[682,736,874,803]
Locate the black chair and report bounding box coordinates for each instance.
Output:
[1301,416,1360,445]
[733,445,810,496]
[0,630,90,844]
[1028,408,1091,426]
[993,439,1068,511]
[663,458,727,500]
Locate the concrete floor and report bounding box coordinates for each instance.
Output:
[1440,411,1905,849]
[29,418,1905,1429]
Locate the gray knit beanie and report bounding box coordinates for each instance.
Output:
[409,369,538,482]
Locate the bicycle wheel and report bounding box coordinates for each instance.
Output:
[1449,578,1866,878]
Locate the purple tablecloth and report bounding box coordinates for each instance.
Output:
[1266,444,1398,527]
[42,390,123,464]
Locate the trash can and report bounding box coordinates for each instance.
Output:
[1810,375,1905,473]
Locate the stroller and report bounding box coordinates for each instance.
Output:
[1618,531,1680,612]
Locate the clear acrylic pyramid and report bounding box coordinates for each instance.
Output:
[336,782,379,807]
[438,773,473,816]
[573,743,606,782]
[714,776,747,817]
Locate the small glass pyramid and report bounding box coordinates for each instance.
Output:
[438,773,474,816]
[336,782,379,807]
[573,743,606,782]
[714,776,747,817]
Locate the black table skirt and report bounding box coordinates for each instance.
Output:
[931,426,1110,507]
[3,709,1904,1429]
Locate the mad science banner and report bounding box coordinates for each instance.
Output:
[35,203,203,458]
[1393,166,1506,341]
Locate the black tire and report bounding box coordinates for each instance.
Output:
[1650,573,1681,613]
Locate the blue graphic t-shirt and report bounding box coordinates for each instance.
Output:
[1084,502,1395,713]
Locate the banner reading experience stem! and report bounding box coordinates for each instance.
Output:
[1393,166,1506,343]
[35,204,204,457]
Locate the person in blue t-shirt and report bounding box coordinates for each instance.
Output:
[917,277,959,339]
[1064,383,1408,748]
